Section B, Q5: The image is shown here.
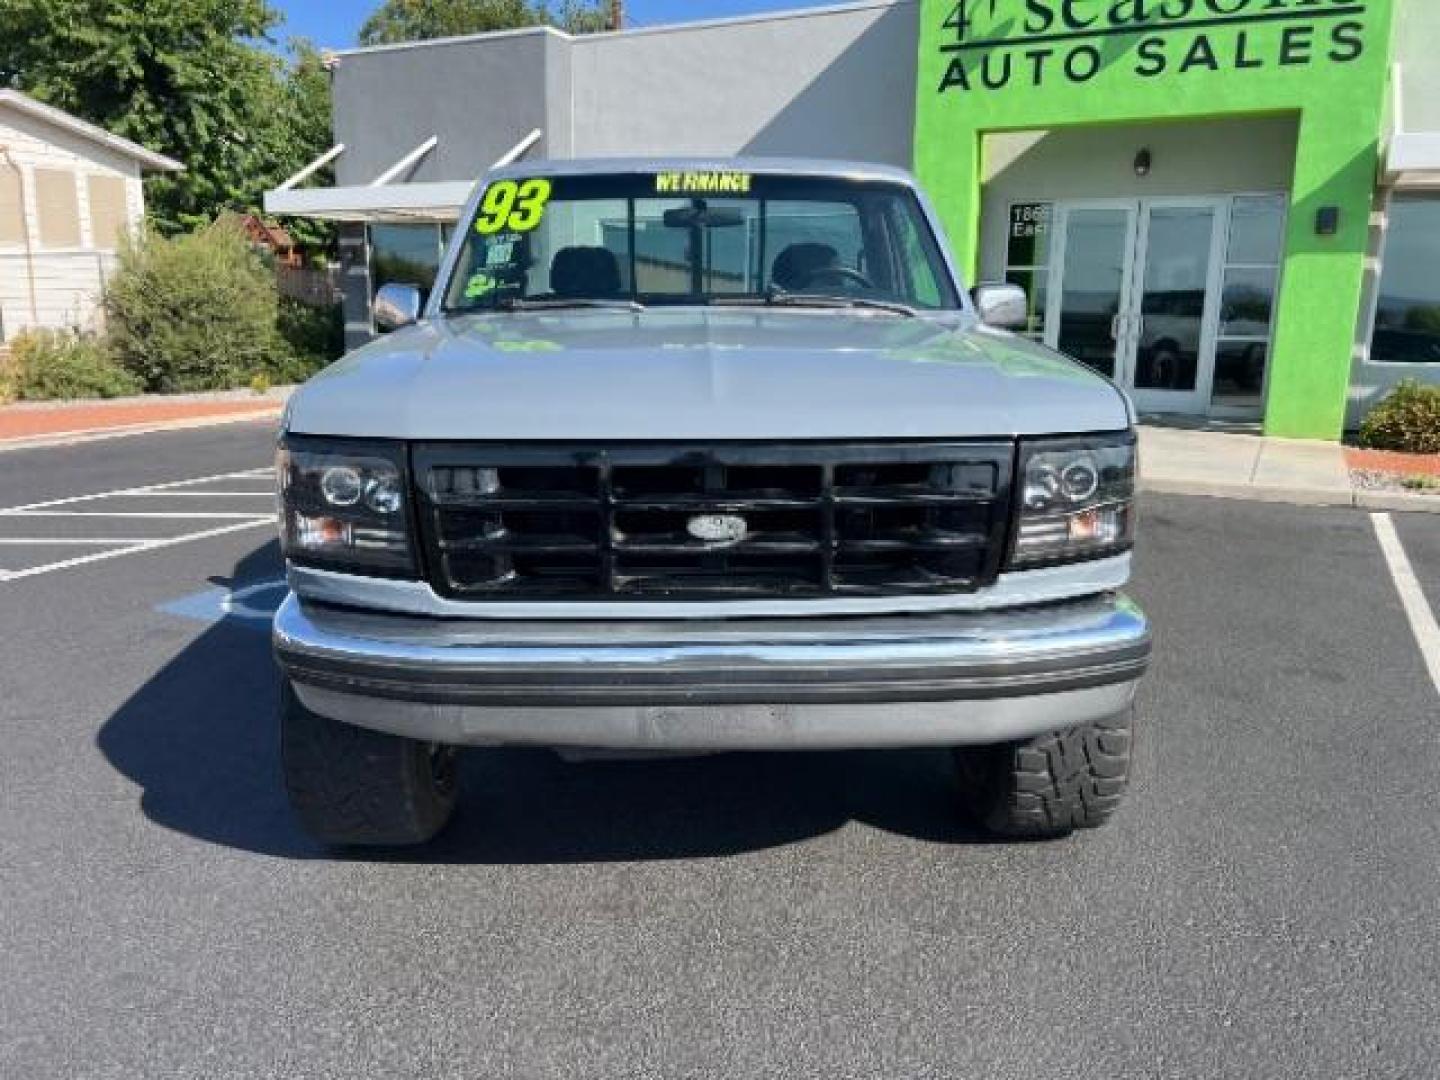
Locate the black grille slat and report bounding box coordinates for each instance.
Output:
[413,443,1012,601]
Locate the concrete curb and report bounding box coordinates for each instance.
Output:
[1141,478,1440,514]
[1354,489,1440,515]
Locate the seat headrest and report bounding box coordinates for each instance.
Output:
[550,246,622,298]
[772,243,840,291]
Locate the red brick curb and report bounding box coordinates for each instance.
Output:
[0,398,281,442]
[1345,447,1440,478]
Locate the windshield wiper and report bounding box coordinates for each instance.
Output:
[493,297,646,313]
[712,287,918,317]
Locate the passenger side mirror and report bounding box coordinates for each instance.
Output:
[972,283,1029,331]
[374,283,423,332]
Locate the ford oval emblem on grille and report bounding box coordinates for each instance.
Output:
[687,513,748,545]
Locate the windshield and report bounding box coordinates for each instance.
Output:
[439,171,960,314]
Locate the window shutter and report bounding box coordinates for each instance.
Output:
[34,168,81,248]
[87,175,130,250]
[0,165,23,245]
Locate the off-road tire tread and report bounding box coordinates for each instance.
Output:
[956,708,1134,838]
[280,682,458,847]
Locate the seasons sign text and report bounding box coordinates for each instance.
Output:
[937,0,1368,93]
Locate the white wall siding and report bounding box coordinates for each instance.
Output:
[0,106,145,341]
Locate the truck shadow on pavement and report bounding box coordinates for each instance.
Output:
[98,540,997,863]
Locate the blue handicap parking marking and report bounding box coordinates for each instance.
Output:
[158,578,287,628]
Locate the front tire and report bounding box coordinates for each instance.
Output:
[280,681,460,847]
[953,708,1134,838]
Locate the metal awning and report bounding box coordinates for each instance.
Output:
[263,130,541,223]
[1383,63,1440,188]
[1385,131,1440,188]
[264,181,476,222]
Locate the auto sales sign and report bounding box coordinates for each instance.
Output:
[935,0,1374,93]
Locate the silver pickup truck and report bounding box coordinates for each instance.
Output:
[272,158,1150,847]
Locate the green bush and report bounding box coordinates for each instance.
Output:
[1359,379,1440,455]
[6,329,142,401]
[104,220,286,393]
[274,297,344,383]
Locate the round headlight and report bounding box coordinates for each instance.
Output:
[1023,463,1061,511]
[320,466,364,507]
[1060,458,1100,503]
[365,474,404,515]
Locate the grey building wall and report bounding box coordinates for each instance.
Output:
[331,1,917,186]
[568,2,917,165]
[331,28,557,185]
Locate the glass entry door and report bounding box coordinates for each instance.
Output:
[1046,198,1227,415]
[1049,203,1137,383]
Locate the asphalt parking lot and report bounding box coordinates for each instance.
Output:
[1,421,1437,1079]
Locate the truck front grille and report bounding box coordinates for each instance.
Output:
[413,442,1014,600]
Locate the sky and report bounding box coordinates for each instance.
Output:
[271,0,844,51]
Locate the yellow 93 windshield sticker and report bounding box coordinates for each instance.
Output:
[474,178,552,236]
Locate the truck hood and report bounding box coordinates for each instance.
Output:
[286,309,1132,440]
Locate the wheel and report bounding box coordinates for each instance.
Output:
[952,708,1134,838]
[280,680,460,847]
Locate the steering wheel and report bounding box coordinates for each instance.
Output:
[799,265,875,292]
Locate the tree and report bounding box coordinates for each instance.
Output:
[277,39,337,253]
[0,1,332,236]
[358,0,612,47]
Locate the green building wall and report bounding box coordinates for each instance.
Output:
[914,0,1398,439]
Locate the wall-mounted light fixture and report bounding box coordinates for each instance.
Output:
[1134,148,1153,178]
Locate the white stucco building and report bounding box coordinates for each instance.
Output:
[0,90,182,343]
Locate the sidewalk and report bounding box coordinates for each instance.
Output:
[0,388,288,450]
[1,391,1435,512]
[1138,425,1439,514]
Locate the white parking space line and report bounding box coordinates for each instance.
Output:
[1372,513,1440,698]
[125,492,274,498]
[0,538,152,545]
[0,468,273,515]
[0,466,275,583]
[6,511,272,519]
[0,520,272,582]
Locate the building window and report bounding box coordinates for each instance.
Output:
[1370,196,1440,366]
[0,165,23,245]
[87,175,129,251]
[1212,194,1286,410]
[34,168,80,249]
[1002,202,1052,340]
[369,223,444,303]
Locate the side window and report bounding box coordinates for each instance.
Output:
[890,203,945,309]
[1370,196,1440,365]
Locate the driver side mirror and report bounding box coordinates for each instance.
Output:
[972,283,1029,331]
[374,283,423,333]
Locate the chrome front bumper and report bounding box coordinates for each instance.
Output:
[273,591,1151,750]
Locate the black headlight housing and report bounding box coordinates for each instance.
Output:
[276,435,417,578]
[1008,433,1137,569]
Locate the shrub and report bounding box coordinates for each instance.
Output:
[104,220,286,393]
[1358,379,1440,455]
[6,329,142,401]
[274,297,344,383]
